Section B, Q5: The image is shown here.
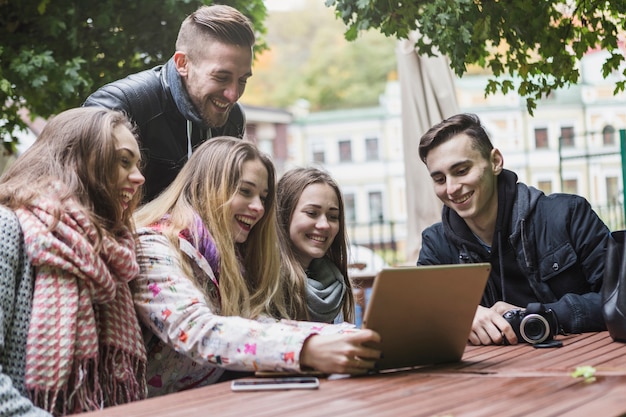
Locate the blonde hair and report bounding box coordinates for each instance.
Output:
[276,167,355,323]
[134,137,286,318]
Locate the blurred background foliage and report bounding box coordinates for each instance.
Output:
[244,0,397,112]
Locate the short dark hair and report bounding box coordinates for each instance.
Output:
[176,4,255,61]
[418,113,494,164]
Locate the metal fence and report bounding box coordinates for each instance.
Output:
[348,202,626,268]
[593,203,625,231]
[347,220,403,266]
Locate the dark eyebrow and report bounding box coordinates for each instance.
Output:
[429,160,472,178]
[212,68,253,79]
[450,160,472,170]
[429,167,445,179]
[302,203,340,212]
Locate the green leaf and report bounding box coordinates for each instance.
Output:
[571,365,597,383]
[328,0,625,118]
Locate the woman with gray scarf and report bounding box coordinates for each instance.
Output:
[277,167,355,323]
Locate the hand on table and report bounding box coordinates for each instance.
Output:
[469,302,521,346]
[299,329,382,375]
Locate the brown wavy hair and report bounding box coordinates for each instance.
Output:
[276,167,355,323]
[0,107,142,243]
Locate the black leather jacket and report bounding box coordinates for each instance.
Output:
[83,59,245,201]
[418,170,610,334]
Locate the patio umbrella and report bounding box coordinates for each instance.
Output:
[397,31,459,263]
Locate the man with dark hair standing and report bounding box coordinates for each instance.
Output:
[417,113,610,345]
[84,4,254,201]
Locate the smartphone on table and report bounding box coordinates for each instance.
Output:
[231,376,320,392]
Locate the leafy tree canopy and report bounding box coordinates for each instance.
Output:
[244,0,397,112]
[0,0,266,153]
[325,0,626,114]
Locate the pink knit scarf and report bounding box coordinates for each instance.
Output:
[16,194,147,415]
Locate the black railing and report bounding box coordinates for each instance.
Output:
[347,202,626,269]
[347,219,402,266]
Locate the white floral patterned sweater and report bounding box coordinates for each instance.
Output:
[133,228,352,397]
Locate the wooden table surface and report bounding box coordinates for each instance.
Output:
[77,331,626,417]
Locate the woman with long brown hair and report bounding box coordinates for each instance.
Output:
[276,167,356,323]
[0,107,146,416]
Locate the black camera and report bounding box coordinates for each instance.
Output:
[502,303,559,344]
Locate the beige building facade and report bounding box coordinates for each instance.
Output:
[285,51,626,263]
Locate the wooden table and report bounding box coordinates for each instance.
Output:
[78,331,626,417]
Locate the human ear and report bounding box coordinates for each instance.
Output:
[491,148,504,175]
[173,51,189,76]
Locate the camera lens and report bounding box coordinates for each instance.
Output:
[520,314,550,344]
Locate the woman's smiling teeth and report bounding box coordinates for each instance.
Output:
[307,234,327,243]
[236,215,253,229]
[120,190,133,203]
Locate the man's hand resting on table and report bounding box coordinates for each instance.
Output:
[469,302,522,345]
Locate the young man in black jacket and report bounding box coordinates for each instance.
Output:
[84,5,254,202]
[417,113,610,345]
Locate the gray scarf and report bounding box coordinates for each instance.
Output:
[165,58,206,126]
[305,257,346,323]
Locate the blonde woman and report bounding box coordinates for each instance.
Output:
[132,137,381,396]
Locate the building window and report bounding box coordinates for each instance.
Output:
[338,140,352,162]
[603,125,616,146]
[343,193,356,223]
[245,124,258,142]
[537,180,552,195]
[606,176,619,204]
[311,142,325,164]
[368,191,383,223]
[534,128,548,149]
[312,150,325,163]
[562,178,578,195]
[365,137,379,161]
[560,126,575,148]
